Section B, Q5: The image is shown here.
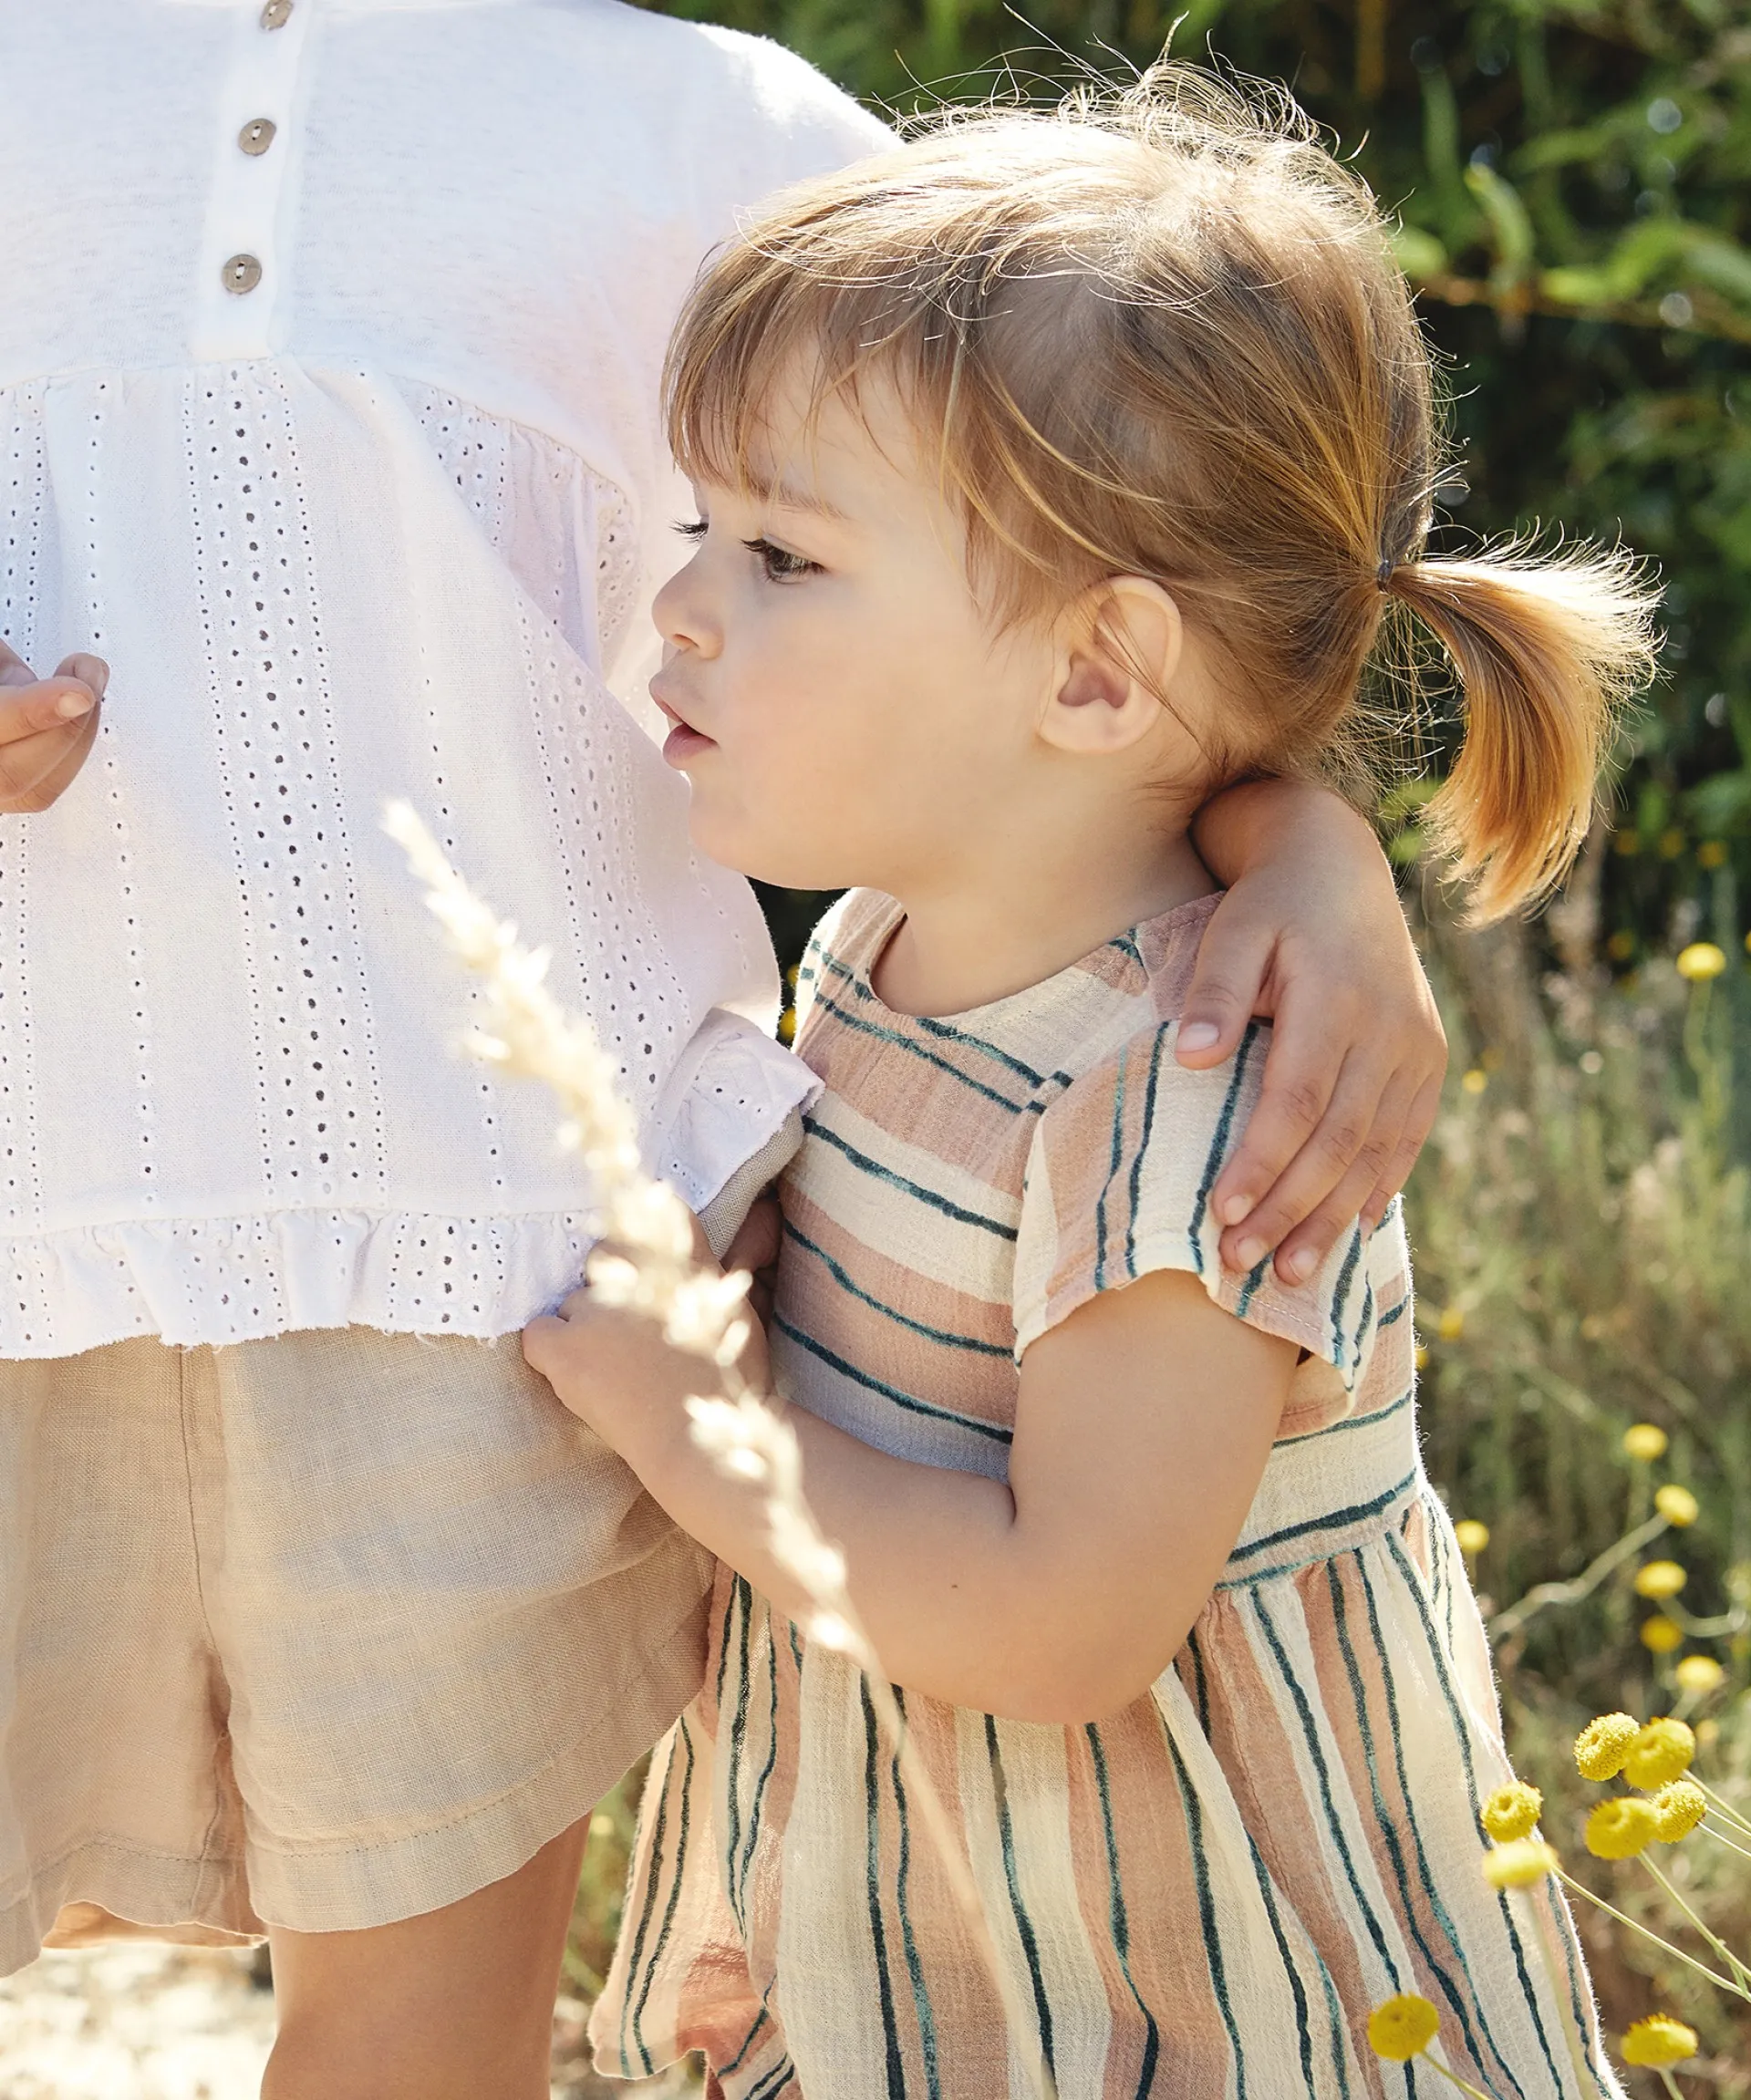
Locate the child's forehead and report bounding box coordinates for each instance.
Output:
[694,358,934,515]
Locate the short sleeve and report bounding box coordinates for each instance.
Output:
[1011,1021,1404,1432]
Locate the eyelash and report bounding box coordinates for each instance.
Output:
[674,518,821,584]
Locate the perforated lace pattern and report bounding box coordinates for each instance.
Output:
[399,384,640,675]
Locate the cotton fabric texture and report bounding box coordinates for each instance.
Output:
[594,891,1621,2100]
[0,1324,713,1974]
[0,0,886,1358]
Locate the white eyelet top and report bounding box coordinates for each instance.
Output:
[0,0,889,1356]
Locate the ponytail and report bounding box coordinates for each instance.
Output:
[1387,546,1661,922]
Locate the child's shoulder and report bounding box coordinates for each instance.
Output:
[792,889,896,1030]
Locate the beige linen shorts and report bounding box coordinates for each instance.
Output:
[0,1324,712,1977]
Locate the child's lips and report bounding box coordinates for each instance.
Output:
[650,687,717,770]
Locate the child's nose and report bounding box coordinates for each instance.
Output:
[652,561,720,659]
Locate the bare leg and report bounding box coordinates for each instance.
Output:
[261,1817,588,2100]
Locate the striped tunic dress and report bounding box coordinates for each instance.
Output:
[593,889,1618,2100]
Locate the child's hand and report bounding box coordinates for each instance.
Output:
[720,1192,782,1327]
[523,1250,771,1461]
[1183,780,1446,1283]
[0,640,108,813]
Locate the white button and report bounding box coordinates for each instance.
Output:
[261,0,293,28]
[239,119,277,157]
[223,253,264,295]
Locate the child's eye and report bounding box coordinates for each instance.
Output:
[674,517,709,542]
[742,536,821,584]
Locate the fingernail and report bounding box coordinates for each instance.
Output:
[1218,1192,1255,1226]
[1177,1020,1220,1053]
[1282,1247,1316,1284]
[56,689,93,719]
[1234,1236,1266,1271]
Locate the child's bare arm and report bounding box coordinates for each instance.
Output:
[1184,779,1445,1281]
[525,1265,1292,1722]
[0,640,107,813]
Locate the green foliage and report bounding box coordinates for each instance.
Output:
[1412,909,1751,2075]
[642,0,1751,958]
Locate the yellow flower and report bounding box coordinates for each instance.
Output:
[1460,1067,1487,1095]
[1481,1838,1559,1888]
[1699,839,1730,869]
[1455,1519,1490,1556]
[1605,928,1636,960]
[1633,1560,1687,1600]
[1641,1615,1685,1654]
[1623,1717,1695,1790]
[1367,1993,1440,2062]
[1652,1780,1707,1841]
[1613,832,1641,858]
[1584,1796,1660,1859]
[1622,1422,1668,1463]
[1575,1712,1640,1781]
[1620,2013,1699,2067]
[1673,1654,1725,1697]
[1437,1305,1465,1341]
[1659,828,1687,860]
[1676,941,1726,981]
[1414,1343,1430,1371]
[1480,1782,1543,1843]
[1655,1484,1700,1526]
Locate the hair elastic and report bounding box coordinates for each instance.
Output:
[1376,555,1395,592]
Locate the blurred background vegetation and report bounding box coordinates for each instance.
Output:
[559,3,1751,2092]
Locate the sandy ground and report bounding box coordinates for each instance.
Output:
[0,1943,695,2099]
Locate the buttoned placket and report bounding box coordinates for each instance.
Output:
[190,0,313,361]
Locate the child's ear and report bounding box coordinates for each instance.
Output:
[1041,576,1185,758]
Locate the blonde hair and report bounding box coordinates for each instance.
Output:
[666,67,1660,921]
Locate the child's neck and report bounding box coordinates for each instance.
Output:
[871,824,1214,1019]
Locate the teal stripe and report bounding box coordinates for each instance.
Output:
[1279,1385,1414,1446]
[1188,1023,1261,1272]
[1330,1559,1522,2099]
[1094,1046,1129,1290]
[1234,1255,1269,1319]
[805,1118,1019,1239]
[1124,1025,1171,1281]
[860,1678,908,2099]
[816,946,1072,1092]
[1329,1225,1364,1372]
[616,1731,677,2076]
[1243,1826,1317,2095]
[1250,1593,1405,2001]
[782,1219,1010,1357]
[1112,932,1146,969]
[1377,1296,1411,1329]
[1349,1276,1377,1377]
[1354,1556,1533,2099]
[736,1599,782,1926]
[1164,1725,1249,2097]
[1186,1626,1213,1737]
[890,1689,942,2100]
[774,1312,1013,1445]
[813,987,1035,1112]
[720,2005,771,2078]
[1085,1722,1162,2097]
[1383,1531,1573,2095]
[745,2053,797,2100]
[723,1578,753,1933]
[1224,1468,1421,1567]
[985,1715,1056,2082]
[626,1719,697,2077]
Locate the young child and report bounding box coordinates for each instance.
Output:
[0,6,1442,2093]
[526,70,1657,2099]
